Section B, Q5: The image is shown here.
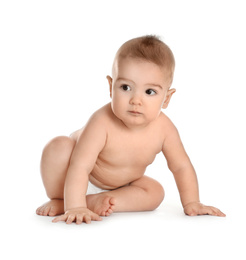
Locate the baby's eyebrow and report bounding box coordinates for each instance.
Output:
[145,83,163,89]
[116,77,163,89]
[116,77,135,84]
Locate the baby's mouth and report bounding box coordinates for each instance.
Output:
[128,110,142,115]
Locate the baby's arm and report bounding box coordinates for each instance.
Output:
[162,123,225,217]
[53,113,107,224]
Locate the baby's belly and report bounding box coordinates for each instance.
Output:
[89,163,146,190]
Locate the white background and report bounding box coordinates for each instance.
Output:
[1,0,245,259]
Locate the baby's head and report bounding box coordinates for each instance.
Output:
[107,36,176,128]
[112,35,175,87]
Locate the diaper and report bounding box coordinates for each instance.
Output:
[86,181,110,195]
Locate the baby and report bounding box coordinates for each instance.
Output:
[36,35,225,224]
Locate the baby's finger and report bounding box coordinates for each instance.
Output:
[199,206,215,216]
[52,214,67,223]
[66,214,76,224]
[210,207,226,217]
[75,214,83,225]
[91,212,103,221]
[217,210,226,217]
[200,206,222,217]
[84,215,91,224]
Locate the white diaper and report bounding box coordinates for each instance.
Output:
[86,181,109,195]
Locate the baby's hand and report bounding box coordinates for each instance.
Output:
[52,207,102,224]
[184,202,226,217]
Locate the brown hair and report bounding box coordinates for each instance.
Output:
[114,35,175,84]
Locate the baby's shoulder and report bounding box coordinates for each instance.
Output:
[159,112,175,127]
[158,112,179,135]
[87,103,113,126]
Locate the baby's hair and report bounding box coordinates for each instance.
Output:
[114,35,175,84]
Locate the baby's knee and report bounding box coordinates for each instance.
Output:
[139,177,165,210]
[42,136,76,158]
[47,136,75,149]
[150,180,165,208]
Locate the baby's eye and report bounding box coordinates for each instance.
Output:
[121,84,131,91]
[145,89,157,95]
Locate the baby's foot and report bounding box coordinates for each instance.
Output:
[87,194,116,217]
[36,199,64,216]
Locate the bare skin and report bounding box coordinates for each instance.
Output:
[36,196,116,217]
[36,58,225,224]
[36,131,165,224]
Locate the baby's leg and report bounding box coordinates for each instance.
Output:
[87,176,164,215]
[36,136,76,216]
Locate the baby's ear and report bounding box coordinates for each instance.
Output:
[162,88,176,109]
[106,76,113,98]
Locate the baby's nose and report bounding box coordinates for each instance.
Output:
[129,93,142,105]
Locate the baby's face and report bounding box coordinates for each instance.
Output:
[109,57,171,128]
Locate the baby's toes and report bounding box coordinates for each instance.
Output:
[36,207,41,215]
[107,208,113,215]
[104,208,113,217]
[42,206,51,216]
[109,197,116,205]
[36,206,44,215]
[101,211,106,216]
[48,206,57,216]
[104,210,110,216]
